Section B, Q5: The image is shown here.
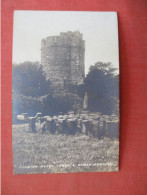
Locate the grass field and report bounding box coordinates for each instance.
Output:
[12,124,119,174]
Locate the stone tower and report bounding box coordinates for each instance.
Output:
[41,31,85,89]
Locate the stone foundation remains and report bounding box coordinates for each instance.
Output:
[29,111,119,140]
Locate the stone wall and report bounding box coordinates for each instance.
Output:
[41,31,85,89]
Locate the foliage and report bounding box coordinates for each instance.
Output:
[12,60,83,120]
[13,61,51,97]
[12,93,44,119]
[42,92,82,116]
[12,60,119,118]
[84,62,119,114]
[67,84,85,99]
[12,92,82,123]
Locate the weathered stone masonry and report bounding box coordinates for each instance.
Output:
[28,112,119,140]
[41,31,85,89]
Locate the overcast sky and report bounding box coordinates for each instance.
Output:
[13,11,119,74]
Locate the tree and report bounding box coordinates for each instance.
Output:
[84,62,119,114]
[12,61,51,97]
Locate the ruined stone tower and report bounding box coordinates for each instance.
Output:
[41,31,85,89]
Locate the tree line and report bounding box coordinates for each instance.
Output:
[12,61,119,120]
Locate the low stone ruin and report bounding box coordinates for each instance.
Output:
[28,111,119,140]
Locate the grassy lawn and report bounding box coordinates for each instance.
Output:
[12,124,119,174]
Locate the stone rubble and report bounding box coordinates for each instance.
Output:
[28,111,119,139]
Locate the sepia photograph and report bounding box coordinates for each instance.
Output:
[12,11,119,174]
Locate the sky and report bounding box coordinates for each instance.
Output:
[13,11,119,74]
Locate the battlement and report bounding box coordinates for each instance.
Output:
[60,31,83,40]
[41,31,85,49]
